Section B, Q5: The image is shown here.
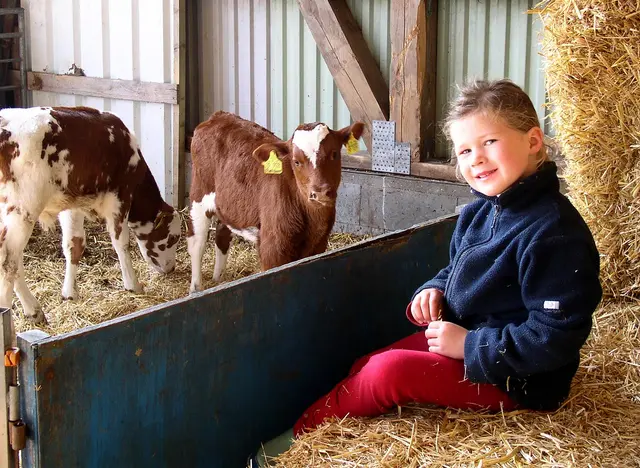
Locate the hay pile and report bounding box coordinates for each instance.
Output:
[271,299,640,466]
[534,0,640,298]
[13,212,366,336]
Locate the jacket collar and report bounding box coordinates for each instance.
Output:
[470,162,560,208]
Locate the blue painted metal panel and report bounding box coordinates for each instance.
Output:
[18,215,457,467]
[17,329,48,467]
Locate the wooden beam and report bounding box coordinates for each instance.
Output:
[21,71,178,104]
[342,153,457,182]
[185,0,201,136]
[297,0,389,150]
[409,161,457,182]
[390,0,438,163]
[172,0,187,209]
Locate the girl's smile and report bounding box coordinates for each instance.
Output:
[475,169,497,180]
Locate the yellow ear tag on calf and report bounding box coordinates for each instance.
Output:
[345,133,360,155]
[263,150,283,174]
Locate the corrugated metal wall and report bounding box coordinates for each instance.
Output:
[195,0,547,160]
[21,0,176,203]
[196,0,391,140]
[436,0,548,157]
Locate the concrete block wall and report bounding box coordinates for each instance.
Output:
[335,169,474,236]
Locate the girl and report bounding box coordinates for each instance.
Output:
[293,79,603,435]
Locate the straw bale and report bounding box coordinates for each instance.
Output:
[12,211,367,336]
[271,299,640,467]
[533,0,640,298]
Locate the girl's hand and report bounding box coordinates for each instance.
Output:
[425,321,468,360]
[410,288,444,325]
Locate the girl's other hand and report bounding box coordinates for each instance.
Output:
[425,321,468,360]
[410,288,444,325]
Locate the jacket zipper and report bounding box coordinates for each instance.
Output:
[444,204,501,298]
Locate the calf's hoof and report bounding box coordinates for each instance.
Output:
[61,290,77,301]
[125,283,144,294]
[27,307,49,326]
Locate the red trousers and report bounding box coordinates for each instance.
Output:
[294,330,516,436]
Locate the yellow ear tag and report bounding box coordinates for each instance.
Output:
[345,133,360,155]
[262,150,283,174]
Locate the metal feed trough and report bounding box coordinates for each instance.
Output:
[2,215,457,467]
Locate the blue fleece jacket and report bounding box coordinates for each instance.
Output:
[413,162,602,410]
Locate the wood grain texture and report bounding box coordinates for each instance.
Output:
[173,0,187,208]
[25,71,178,105]
[297,0,389,150]
[390,0,438,163]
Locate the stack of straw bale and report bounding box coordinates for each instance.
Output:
[536,0,640,298]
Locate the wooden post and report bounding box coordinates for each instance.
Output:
[173,0,187,209]
[390,0,438,163]
[297,0,389,151]
[0,308,16,468]
[185,0,201,139]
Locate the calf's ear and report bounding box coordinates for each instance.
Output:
[337,121,365,143]
[252,142,290,162]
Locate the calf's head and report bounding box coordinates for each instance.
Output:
[253,121,365,206]
[130,203,181,274]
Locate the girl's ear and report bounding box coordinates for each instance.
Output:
[528,127,544,154]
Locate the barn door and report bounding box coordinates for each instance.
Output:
[17,0,186,208]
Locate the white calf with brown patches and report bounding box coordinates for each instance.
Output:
[187,111,364,293]
[0,106,180,324]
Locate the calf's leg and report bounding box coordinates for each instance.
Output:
[0,210,46,323]
[105,214,142,293]
[59,209,86,299]
[257,234,298,271]
[212,221,232,282]
[187,196,215,293]
[14,270,47,325]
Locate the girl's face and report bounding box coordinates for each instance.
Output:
[450,112,543,196]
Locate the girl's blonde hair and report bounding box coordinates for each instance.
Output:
[444,79,549,170]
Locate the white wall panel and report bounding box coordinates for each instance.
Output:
[22,0,176,202]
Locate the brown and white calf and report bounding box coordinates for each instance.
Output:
[0,106,181,324]
[187,111,364,292]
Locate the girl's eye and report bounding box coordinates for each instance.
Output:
[458,148,471,157]
[485,139,497,146]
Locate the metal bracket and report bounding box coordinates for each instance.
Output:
[371,120,396,173]
[371,120,412,175]
[394,142,411,175]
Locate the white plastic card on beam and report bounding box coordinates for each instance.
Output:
[371,120,396,173]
